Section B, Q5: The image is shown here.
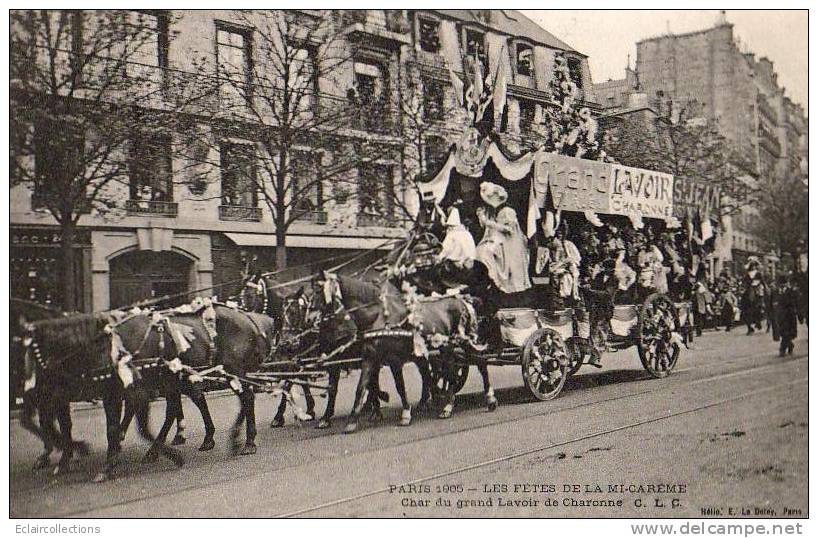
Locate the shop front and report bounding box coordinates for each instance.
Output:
[10,226,92,312]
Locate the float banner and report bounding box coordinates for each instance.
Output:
[673,178,720,218]
[535,152,610,213]
[608,164,674,219]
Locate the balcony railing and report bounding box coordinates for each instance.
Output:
[293,209,328,224]
[126,200,178,217]
[219,205,263,222]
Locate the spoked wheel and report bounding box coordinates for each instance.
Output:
[521,328,569,401]
[429,360,469,396]
[637,293,682,378]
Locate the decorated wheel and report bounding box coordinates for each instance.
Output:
[521,328,569,401]
[429,360,469,396]
[637,293,682,378]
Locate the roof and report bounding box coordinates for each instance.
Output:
[432,10,583,56]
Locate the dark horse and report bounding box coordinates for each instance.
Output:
[19,311,183,478]
[97,303,276,481]
[241,277,319,426]
[317,273,477,433]
[11,299,92,472]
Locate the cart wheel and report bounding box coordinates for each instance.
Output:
[521,328,569,401]
[429,361,469,396]
[638,293,681,378]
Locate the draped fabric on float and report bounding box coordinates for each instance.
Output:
[418,137,548,239]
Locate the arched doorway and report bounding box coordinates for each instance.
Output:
[109,250,193,309]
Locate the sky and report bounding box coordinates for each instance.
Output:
[523,10,808,112]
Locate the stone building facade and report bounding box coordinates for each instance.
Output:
[592,18,807,277]
[10,9,594,311]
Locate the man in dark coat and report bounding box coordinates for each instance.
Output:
[774,274,799,356]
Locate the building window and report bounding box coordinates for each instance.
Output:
[423,135,449,174]
[518,98,536,136]
[463,28,487,70]
[129,132,173,202]
[216,22,253,100]
[354,60,387,106]
[291,150,323,213]
[359,161,394,218]
[220,142,257,207]
[33,117,85,210]
[422,77,445,121]
[131,11,170,68]
[516,43,533,77]
[417,17,440,53]
[567,57,584,89]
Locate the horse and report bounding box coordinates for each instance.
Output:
[241,277,319,426]
[309,273,417,430]
[19,312,182,477]
[318,273,489,433]
[11,299,93,472]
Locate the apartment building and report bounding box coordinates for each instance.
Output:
[10,9,594,311]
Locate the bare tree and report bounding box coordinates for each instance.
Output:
[600,100,758,217]
[187,10,407,269]
[10,9,213,310]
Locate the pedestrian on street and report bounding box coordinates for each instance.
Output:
[721,286,738,332]
[774,274,799,357]
[693,279,710,337]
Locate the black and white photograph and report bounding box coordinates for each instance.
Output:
[6,5,810,524]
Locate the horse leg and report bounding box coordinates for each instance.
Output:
[20,390,54,470]
[302,385,316,421]
[228,386,246,456]
[478,363,498,412]
[54,401,86,475]
[186,383,215,451]
[119,397,135,442]
[271,380,290,428]
[93,390,123,483]
[416,357,433,410]
[390,363,412,427]
[171,403,187,446]
[144,376,180,464]
[239,385,257,455]
[438,363,456,420]
[366,368,385,423]
[128,385,184,468]
[317,367,340,429]
[344,360,374,434]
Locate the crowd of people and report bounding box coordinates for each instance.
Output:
[427,181,805,357]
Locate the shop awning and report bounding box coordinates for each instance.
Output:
[223,233,396,251]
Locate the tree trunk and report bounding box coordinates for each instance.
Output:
[275,228,288,270]
[59,220,77,312]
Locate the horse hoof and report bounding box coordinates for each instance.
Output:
[270,417,285,428]
[368,411,384,423]
[316,419,332,430]
[343,422,358,434]
[438,405,453,419]
[239,443,257,456]
[487,399,498,412]
[170,434,186,446]
[399,418,412,427]
[141,450,159,464]
[53,464,69,476]
[199,438,215,452]
[91,472,109,483]
[168,448,185,467]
